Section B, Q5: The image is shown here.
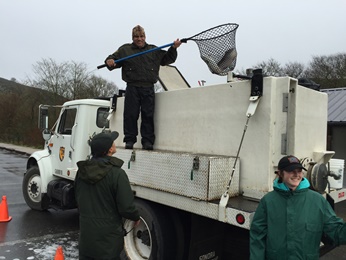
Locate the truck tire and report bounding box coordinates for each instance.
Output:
[122,199,180,260]
[22,166,47,211]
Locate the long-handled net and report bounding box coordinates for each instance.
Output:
[181,23,239,76]
[98,23,239,76]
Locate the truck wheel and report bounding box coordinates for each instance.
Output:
[122,199,179,260]
[22,167,47,211]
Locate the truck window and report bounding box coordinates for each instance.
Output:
[58,108,77,135]
[97,107,109,128]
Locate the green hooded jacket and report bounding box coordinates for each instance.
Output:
[75,156,140,258]
[250,178,346,260]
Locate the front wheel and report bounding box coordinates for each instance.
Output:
[22,166,47,211]
[122,199,182,260]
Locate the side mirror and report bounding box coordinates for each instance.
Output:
[39,105,49,130]
[42,128,52,142]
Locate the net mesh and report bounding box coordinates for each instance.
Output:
[189,23,239,76]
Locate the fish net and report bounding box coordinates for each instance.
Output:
[182,23,239,76]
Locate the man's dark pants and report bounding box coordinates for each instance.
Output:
[123,85,155,145]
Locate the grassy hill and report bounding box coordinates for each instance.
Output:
[0,77,67,148]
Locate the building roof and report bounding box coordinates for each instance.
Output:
[321,88,346,124]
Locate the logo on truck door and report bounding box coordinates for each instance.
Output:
[59,147,65,161]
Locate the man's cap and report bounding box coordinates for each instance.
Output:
[278,155,307,172]
[132,25,145,37]
[90,131,119,157]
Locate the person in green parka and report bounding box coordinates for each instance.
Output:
[250,155,346,260]
[75,131,140,260]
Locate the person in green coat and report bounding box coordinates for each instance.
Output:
[250,155,346,260]
[75,131,140,260]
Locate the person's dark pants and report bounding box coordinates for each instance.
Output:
[123,85,155,145]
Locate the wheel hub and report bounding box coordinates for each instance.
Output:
[29,181,39,197]
[137,230,150,246]
[124,217,152,259]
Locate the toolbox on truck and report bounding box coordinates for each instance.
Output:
[116,149,239,201]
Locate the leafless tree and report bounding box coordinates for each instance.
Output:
[65,61,90,99]
[282,62,305,78]
[29,58,70,97]
[24,58,118,99]
[84,75,118,98]
[253,58,284,76]
[248,53,346,89]
[305,53,346,88]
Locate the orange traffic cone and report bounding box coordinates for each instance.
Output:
[54,245,65,260]
[0,195,12,222]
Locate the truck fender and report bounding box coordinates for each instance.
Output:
[26,150,56,193]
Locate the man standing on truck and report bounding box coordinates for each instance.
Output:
[105,25,181,150]
[250,155,346,259]
[75,131,140,260]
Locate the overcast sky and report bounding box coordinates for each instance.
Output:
[1,0,345,89]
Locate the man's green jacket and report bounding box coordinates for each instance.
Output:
[106,42,177,87]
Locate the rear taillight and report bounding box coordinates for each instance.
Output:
[236,213,245,225]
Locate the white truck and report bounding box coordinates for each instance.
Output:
[23,66,346,259]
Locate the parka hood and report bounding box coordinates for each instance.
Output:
[76,156,124,184]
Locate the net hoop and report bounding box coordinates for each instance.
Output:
[189,23,239,42]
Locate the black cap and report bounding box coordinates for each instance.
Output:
[90,131,119,157]
[278,155,307,172]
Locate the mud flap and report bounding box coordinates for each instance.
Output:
[188,214,224,260]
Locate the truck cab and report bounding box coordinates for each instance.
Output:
[23,65,189,211]
[24,99,110,210]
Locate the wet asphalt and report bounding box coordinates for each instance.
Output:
[0,145,346,259]
[0,148,79,259]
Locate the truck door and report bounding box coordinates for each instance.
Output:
[51,107,77,178]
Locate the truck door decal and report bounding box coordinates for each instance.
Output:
[59,147,65,161]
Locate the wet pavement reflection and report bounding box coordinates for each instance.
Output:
[0,149,79,259]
